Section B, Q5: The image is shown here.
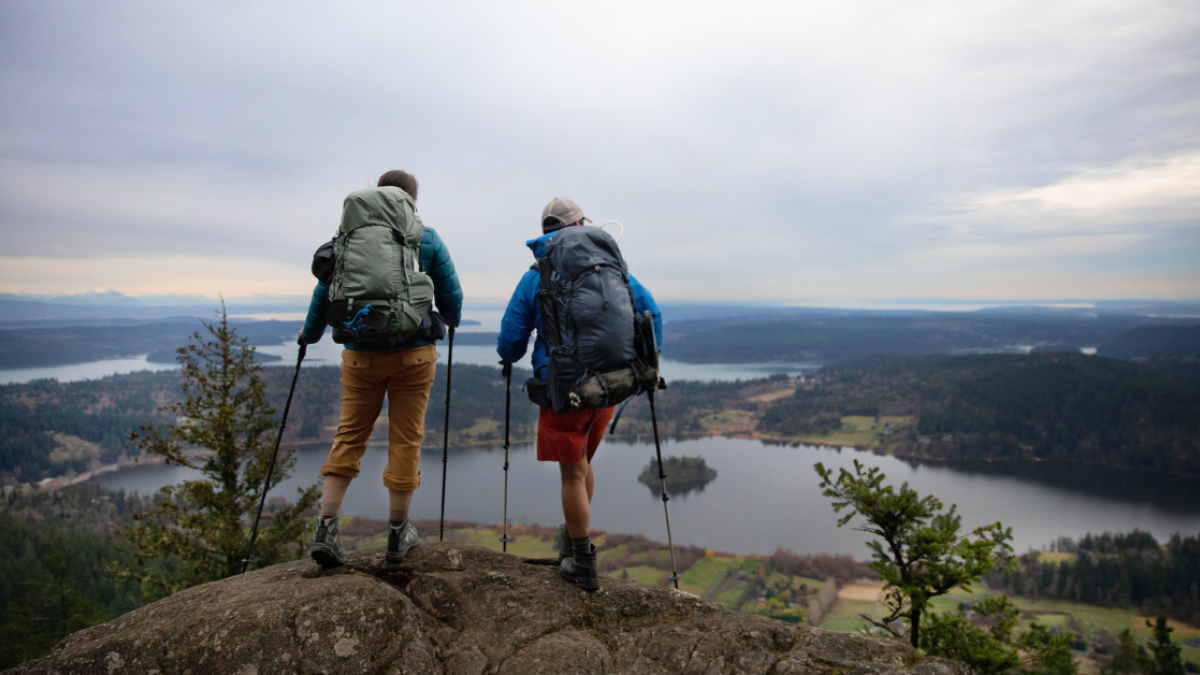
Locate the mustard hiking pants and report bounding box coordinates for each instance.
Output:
[320,344,437,491]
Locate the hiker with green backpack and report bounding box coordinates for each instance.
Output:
[497,197,663,591]
[299,170,462,569]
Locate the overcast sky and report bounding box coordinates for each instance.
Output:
[1,1,1197,303]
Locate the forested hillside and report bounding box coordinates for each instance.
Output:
[759,353,1200,475]
[991,530,1200,625]
[0,484,155,669]
[0,371,175,482]
[664,313,1198,365]
[0,356,534,484]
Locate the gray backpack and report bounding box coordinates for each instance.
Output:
[326,187,435,345]
[532,226,659,413]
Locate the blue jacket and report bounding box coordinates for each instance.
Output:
[302,226,463,350]
[497,230,662,380]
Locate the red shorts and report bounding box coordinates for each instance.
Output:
[536,406,615,463]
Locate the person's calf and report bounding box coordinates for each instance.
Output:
[559,459,591,538]
[320,474,352,518]
[387,488,414,525]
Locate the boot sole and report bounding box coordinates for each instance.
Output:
[310,543,345,569]
[560,569,600,592]
[386,540,418,564]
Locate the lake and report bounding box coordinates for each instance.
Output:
[96,436,1200,559]
[0,334,818,386]
[0,357,180,385]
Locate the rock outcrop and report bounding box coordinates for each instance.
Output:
[9,543,970,675]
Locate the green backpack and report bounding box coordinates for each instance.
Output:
[326,186,435,346]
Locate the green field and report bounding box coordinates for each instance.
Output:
[612,565,670,586]
[678,555,737,596]
[823,599,880,632]
[819,585,1200,666]
[794,415,913,448]
[444,527,563,559]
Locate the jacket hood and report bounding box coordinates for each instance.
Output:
[525,231,559,258]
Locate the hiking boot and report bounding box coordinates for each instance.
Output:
[310,516,345,569]
[560,543,599,592]
[386,518,419,564]
[553,524,572,562]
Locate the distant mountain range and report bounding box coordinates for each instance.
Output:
[0,290,311,307]
[0,291,311,325]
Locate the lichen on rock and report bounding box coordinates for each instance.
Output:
[7,543,972,675]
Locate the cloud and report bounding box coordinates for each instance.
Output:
[941,153,1200,235]
[0,255,312,297]
[0,1,1197,301]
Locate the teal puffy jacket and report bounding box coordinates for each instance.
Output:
[301,226,463,350]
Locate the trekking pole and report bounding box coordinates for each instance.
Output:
[242,342,306,574]
[439,327,455,542]
[498,362,513,552]
[647,387,682,590]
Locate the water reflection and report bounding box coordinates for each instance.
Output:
[935,460,1200,515]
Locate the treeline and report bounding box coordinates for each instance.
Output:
[423,363,538,444]
[0,485,156,669]
[759,353,1200,475]
[768,547,875,582]
[990,530,1200,625]
[664,313,1162,364]
[607,376,779,441]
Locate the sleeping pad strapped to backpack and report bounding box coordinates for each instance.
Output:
[325,186,435,346]
[534,226,660,414]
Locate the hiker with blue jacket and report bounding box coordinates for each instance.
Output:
[299,170,463,569]
[497,197,662,591]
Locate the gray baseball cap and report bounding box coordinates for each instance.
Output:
[541,197,592,233]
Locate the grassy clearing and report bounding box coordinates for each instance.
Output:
[438,527,561,559]
[611,566,669,586]
[679,556,736,593]
[794,415,876,446]
[823,599,880,632]
[741,557,768,574]
[715,587,746,609]
[793,416,914,448]
[1037,551,1077,563]
[460,418,501,439]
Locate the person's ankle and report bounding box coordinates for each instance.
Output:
[570,535,593,559]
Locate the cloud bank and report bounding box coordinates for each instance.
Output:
[0,1,1196,301]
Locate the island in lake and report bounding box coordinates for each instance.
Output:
[638,455,718,497]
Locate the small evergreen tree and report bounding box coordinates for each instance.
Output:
[1018,623,1079,675]
[816,459,1013,648]
[1145,615,1184,675]
[1109,628,1148,675]
[114,306,319,598]
[920,596,1022,674]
